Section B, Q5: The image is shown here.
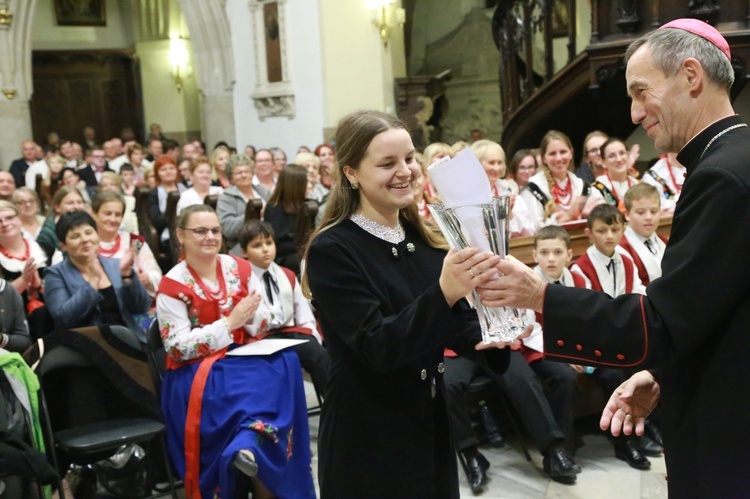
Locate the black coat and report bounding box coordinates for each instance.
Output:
[307,219,509,499]
[8,159,31,187]
[542,115,750,498]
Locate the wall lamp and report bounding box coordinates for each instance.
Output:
[369,0,405,49]
[168,35,190,92]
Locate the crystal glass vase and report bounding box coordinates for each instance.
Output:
[428,197,527,343]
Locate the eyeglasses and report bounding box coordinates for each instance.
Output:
[15,200,36,206]
[517,165,536,171]
[181,227,222,237]
[587,149,601,155]
[232,169,252,177]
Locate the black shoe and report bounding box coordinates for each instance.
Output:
[615,440,651,470]
[463,451,489,494]
[636,434,664,457]
[644,422,664,447]
[543,447,579,484]
[233,451,258,478]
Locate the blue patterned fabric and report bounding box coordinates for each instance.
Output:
[162,349,315,498]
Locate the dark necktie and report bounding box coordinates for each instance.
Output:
[263,271,279,305]
[644,238,658,255]
[607,259,617,296]
[553,280,562,285]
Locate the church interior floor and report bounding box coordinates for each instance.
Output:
[304,381,668,499]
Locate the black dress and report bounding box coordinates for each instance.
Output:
[541,115,750,498]
[307,219,509,499]
[263,203,301,274]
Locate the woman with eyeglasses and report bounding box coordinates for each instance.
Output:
[583,137,640,214]
[92,191,162,296]
[0,200,51,313]
[12,187,45,241]
[176,157,223,216]
[216,154,271,254]
[44,210,151,337]
[156,204,314,499]
[575,131,608,185]
[506,149,538,193]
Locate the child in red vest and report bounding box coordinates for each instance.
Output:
[570,205,660,470]
[619,183,668,286]
[239,220,329,396]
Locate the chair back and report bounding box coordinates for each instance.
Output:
[204,194,219,210]
[146,320,167,391]
[28,305,56,340]
[245,198,264,222]
[134,186,160,255]
[166,191,181,263]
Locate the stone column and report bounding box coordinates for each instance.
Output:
[0,0,36,170]
[177,0,236,147]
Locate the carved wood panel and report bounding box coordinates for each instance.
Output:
[30,51,143,146]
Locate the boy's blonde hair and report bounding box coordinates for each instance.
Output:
[624,183,661,211]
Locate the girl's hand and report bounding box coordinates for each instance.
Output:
[439,247,501,307]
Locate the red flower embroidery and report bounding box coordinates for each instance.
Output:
[196,343,211,356]
[169,348,183,361]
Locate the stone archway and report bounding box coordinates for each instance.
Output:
[0,0,238,169]
[0,0,38,169]
[177,0,236,149]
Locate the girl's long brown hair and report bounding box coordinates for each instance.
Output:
[301,110,447,298]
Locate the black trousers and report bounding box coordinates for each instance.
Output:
[266,332,330,397]
[444,351,578,455]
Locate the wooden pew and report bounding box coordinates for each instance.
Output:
[509,216,673,266]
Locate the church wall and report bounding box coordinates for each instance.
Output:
[31,0,134,50]
[229,0,327,154]
[317,0,406,135]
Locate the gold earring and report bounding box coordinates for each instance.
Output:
[351,180,359,190]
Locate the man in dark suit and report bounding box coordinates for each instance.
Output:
[76,147,111,199]
[481,19,750,498]
[8,140,37,187]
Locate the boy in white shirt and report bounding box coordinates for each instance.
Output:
[570,204,660,469]
[619,183,668,286]
[239,220,329,396]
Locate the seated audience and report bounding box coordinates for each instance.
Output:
[12,188,45,241]
[641,152,685,213]
[295,151,329,203]
[44,211,151,337]
[8,140,37,188]
[244,145,256,159]
[252,149,277,192]
[585,137,639,213]
[25,145,56,191]
[619,183,668,286]
[217,155,270,254]
[147,157,187,271]
[98,171,139,234]
[143,165,157,189]
[119,163,138,196]
[176,157,223,215]
[263,164,314,275]
[177,157,192,186]
[37,186,86,257]
[0,200,50,311]
[506,149,538,193]
[520,130,590,227]
[60,167,92,205]
[93,191,162,296]
[125,143,147,182]
[239,220,329,395]
[156,205,314,498]
[313,144,335,189]
[39,154,66,205]
[210,145,231,188]
[270,147,287,178]
[575,131,609,184]
[470,140,538,237]
[0,172,14,203]
[0,278,30,353]
[422,142,453,198]
[570,205,661,469]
